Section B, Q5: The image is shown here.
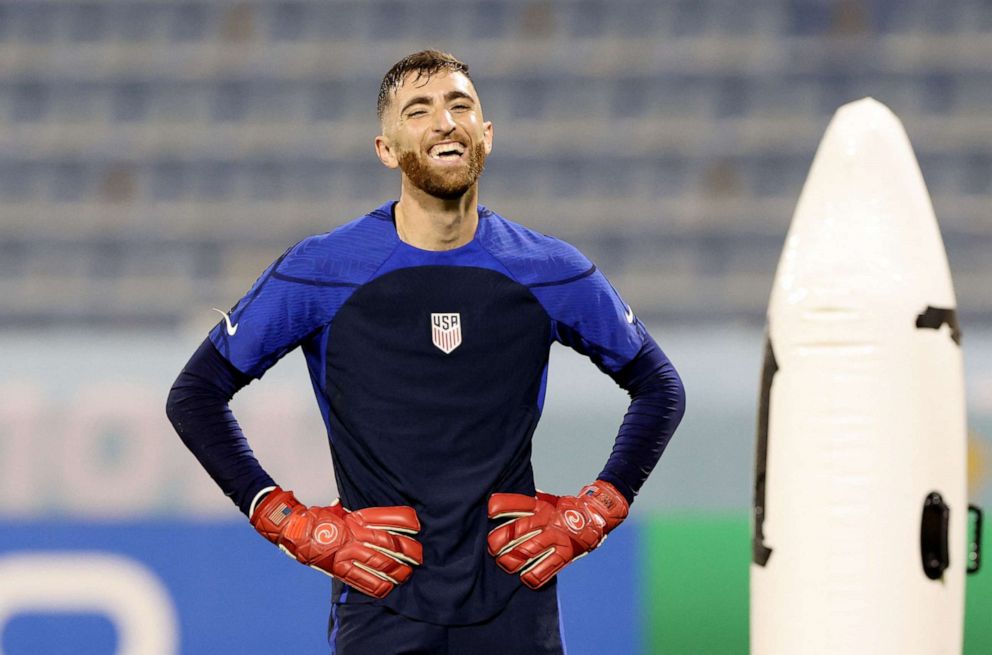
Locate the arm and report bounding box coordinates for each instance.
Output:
[484,236,685,587]
[166,338,423,598]
[598,330,687,504]
[487,331,685,589]
[165,337,273,515]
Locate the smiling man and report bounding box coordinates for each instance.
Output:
[166,51,685,655]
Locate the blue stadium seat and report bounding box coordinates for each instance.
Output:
[8,4,57,43]
[171,3,212,42]
[294,160,342,200]
[961,1,992,31]
[245,161,288,201]
[48,161,91,202]
[653,76,717,118]
[710,2,762,36]
[310,81,349,121]
[66,3,109,43]
[313,3,360,39]
[11,82,50,122]
[919,2,960,33]
[193,161,238,202]
[954,72,992,114]
[917,153,960,197]
[121,244,199,277]
[508,78,550,120]
[347,161,393,199]
[483,158,544,198]
[961,153,992,195]
[50,82,101,122]
[716,76,749,119]
[410,0,465,38]
[786,0,836,36]
[113,3,169,41]
[150,161,190,202]
[470,1,510,38]
[369,1,411,39]
[671,0,710,36]
[648,157,690,197]
[0,161,36,202]
[611,77,653,119]
[747,154,808,198]
[543,77,608,120]
[150,82,204,122]
[750,75,831,118]
[817,74,856,115]
[113,82,151,122]
[211,81,250,122]
[564,1,610,37]
[267,2,309,41]
[919,73,956,114]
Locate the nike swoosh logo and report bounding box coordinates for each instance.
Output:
[212,308,238,336]
[624,305,635,324]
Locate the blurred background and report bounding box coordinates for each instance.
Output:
[0,1,989,653]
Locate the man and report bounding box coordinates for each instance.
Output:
[167,50,685,654]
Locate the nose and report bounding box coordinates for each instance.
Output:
[432,108,456,133]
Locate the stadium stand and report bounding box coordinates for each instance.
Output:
[0,0,989,327]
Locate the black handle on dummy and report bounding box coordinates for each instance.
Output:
[921,492,950,581]
[968,504,983,575]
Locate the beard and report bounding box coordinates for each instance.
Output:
[398,141,488,200]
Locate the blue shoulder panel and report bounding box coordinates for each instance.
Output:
[209,205,399,378]
[480,210,644,373]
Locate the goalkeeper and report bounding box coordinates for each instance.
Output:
[166,50,685,655]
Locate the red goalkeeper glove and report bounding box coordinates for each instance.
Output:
[487,480,629,590]
[250,487,423,599]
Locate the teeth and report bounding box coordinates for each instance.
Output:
[429,142,466,159]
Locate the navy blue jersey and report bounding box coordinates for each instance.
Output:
[209,202,644,624]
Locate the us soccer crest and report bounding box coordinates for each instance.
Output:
[431,313,462,354]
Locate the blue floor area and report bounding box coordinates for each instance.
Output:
[0,520,641,654]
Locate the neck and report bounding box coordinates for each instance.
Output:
[394,180,480,251]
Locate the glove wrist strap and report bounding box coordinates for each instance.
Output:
[580,480,630,533]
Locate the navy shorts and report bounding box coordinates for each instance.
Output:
[327,581,565,655]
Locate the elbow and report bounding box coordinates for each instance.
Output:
[165,371,200,435]
[661,361,687,428]
[165,378,184,431]
[671,372,687,427]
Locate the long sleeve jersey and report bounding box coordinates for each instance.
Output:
[167,201,685,625]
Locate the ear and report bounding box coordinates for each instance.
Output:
[375,134,399,169]
[482,120,494,155]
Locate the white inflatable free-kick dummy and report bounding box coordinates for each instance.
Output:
[751,98,970,655]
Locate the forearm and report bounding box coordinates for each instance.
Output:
[598,333,686,504]
[166,338,276,515]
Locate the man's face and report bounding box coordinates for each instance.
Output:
[376,71,493,199]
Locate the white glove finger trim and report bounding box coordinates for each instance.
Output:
[368,524,419,535]
[309,564,334,578]
[277,544,299,562]
[490,511,534,521]
[570,550,591,564]
[365,543,419,566]
[518,547,556,577]
[495,529,542,557]
[353,561,399,585]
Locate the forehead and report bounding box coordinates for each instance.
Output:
[391,70,479,107]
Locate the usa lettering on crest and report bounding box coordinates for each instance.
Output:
[431,313,462,354]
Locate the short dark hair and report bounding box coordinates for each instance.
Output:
[377,50,471,120]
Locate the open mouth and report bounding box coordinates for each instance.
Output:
[428,141,467,161]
